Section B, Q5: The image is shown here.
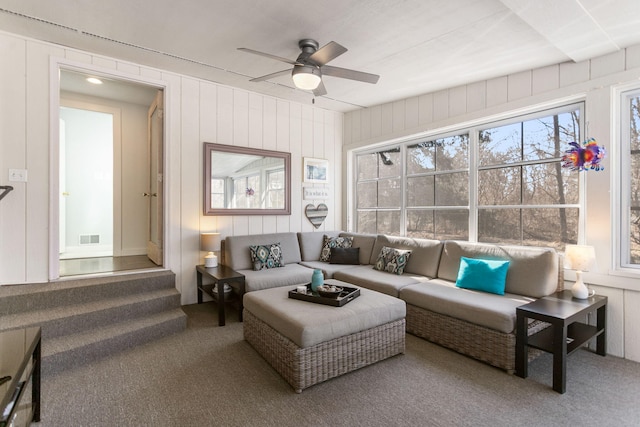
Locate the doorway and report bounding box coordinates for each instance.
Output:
[57,68,164,277]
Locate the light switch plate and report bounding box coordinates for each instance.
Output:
[9,169,27,182]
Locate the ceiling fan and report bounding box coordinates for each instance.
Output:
[238,39,379,96]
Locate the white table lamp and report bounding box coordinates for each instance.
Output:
[564,244,596,299]
[201,232,221,268]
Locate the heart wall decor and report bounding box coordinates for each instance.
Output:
[305,203,328,229]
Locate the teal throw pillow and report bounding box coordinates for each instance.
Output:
[455,257,510,295]
[374,246,412,275]
[249,243,283,271]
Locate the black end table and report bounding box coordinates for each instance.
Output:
[0,327,41,427]
[515,290,607,393]
[196,264,245,326]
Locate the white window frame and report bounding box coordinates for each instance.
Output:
[350,101,585,247]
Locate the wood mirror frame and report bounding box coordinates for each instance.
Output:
[203,142,291,215]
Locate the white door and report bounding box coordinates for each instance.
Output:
[146,91,164,265]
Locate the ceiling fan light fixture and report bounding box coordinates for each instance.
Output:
[292,65,321,90]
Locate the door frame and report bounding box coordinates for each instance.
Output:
[49,59,168,280]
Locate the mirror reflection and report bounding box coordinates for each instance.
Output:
[204,143,291,215]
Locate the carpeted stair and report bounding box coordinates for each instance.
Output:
[0,271,186,375]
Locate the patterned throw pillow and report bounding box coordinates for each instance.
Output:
[320,235,354,262]
[249,243,283,271]
[374,246,412,275]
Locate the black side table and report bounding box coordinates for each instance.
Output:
[515,290,607,393]
[196,264,245,326]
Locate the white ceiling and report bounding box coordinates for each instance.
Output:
[1,0,640,112]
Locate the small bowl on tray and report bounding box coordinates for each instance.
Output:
[316,284,343,298]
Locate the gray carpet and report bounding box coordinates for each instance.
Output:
[38,302,640,427]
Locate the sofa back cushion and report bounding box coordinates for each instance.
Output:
[437,240,559,298]
[339,232,377,265]
[224,232,302,271]
[297,231,340,261]
[370,235,443,278]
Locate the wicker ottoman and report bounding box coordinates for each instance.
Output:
[243,279,406,393]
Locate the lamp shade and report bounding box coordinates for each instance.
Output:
[564,244,596,272]
[292,65,321,90]
[200,233,221,252]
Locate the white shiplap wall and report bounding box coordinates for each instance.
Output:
[0,31,342,307]
[343,45,640,362]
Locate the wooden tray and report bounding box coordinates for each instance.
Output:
[288,283,360,307]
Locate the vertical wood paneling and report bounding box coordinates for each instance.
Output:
[262,97,277,150]
[179,78,200,302]
[381,103,393,135]
[559,60,590,87]
[532,65,560,95]
[418,93,433,125]
[591,50,625,79]
[217,87,233,145]
[370,105,382,138]
[466,81,486,113]
[626,45,640,70]
[392,100,405,133]
[248,92,263,149]
[507,70,532,101]
[432,90,449,122]
[404,96,419,130]
[624,290,640,361]
[449,86,467,118]
[233,90,249,147]
[0,33,27,284]
[26,41,61,282]
[486,76,508,107]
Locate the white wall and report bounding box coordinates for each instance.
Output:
[0,31,343,308]
[344,46,640,362]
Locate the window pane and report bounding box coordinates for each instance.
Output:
[357,182,377,208]
[478,167,521,205]
[378,179,402,207]
[630,210,640,264]
[357,211,377,234]
[408,135,468,174]
[407,210,435,238]
[522,163,578,205]
[522,111,579,162]
[435,210,469,240]
[523,208,578,251]
[378,149,401,178]
[435,172,468,206]
[357,153,378,180]
[376,211,401,235]
[478,209,521,244]
[407,176,435,207]
[479,123,521,165]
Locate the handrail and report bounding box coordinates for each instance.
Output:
[0,185,14,202]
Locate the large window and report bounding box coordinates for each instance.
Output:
[621,89,640,268]
[353,104,583,249]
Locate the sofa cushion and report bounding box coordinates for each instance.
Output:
[243,279,406,348]
[334,265,424,297]
[374,246,412,275]
[455,257,510,295]
[339,232,377,265]
[224,232,302,271]
[320,235,354,262]
[249,243,283,270]
[298,260,360,279]
[330,247,360,264]
[370,235,443,278]
[437,240,558,298]
[400,279,536,333]
[297,231,340,261]
[240,263,314,292]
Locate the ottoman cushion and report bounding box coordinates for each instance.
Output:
[243,279,406,348]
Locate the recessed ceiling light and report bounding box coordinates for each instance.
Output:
[86,77,103,85]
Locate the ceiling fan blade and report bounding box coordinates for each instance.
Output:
[237,47,297,65]
[308,41,347,66]
[250,69,292,82]
[312,80,327,97]
[321,65,380,84]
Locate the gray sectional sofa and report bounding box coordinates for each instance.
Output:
[224,231,562,372]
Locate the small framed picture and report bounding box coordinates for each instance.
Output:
[303,157,329,183]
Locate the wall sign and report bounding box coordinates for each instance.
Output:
[303,187,329,200]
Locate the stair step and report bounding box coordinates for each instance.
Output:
[0,287,181,338]
[43,308,187,375]
[0,271,176,315]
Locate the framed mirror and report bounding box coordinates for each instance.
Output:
[204,142,291,215]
